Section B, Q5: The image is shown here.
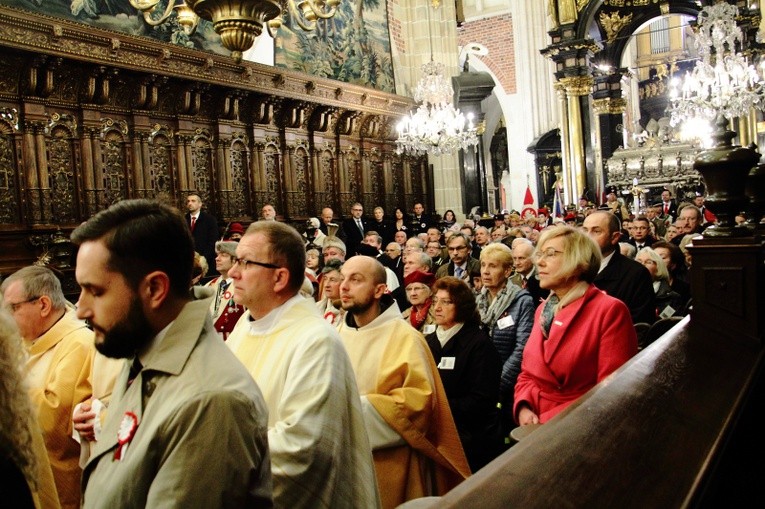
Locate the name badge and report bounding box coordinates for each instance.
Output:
[553,320,563,326]
[438,357,455,370]
[497,315,515,329]
[659,305,676,319]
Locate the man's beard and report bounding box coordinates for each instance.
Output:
[340,294,374,315]
[94,297,154,359]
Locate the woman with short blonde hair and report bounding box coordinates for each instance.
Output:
[514,226,637,426]
[475,242,534,434]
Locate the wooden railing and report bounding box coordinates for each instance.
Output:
[425,235,765,508]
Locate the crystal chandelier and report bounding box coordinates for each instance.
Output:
[396,60,479,156]
[395,2,479,157]
[668,2,765,144]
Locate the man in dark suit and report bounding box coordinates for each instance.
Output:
[410,202,434,237]
[341,202,367,257]
[627,216,656,251]
[185,193,219,277]
[583,210,656,324]
[435,232,480,289]
[656,189,678,222]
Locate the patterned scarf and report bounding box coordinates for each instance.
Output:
[409,298,432,331]
[476,282,522,335]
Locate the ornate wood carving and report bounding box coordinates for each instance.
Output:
[0,6,432,278]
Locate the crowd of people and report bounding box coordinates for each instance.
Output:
[0,190,715,508]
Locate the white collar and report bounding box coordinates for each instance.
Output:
[599,250,616,273]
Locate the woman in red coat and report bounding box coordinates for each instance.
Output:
[514,226,637,425]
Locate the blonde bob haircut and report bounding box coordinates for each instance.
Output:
[535,226,601,284]
[480,242,513,269]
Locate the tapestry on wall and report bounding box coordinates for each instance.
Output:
[274,0,395,93]
[1,0,229,55]
[1,0,395,93]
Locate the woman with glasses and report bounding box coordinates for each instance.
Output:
[401,270,436,333]
[425,276,504,472]
[514,226,637,426]
[475,243,534,434]
[635,247,687,318]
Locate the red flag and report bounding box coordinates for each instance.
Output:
[524,185,535,206]
[521,184,537,219]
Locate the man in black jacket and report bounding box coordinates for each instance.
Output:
[583,210,656,324]
[341,202,367,257]
[185,193,219,277]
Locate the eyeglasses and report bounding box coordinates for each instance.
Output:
[406,285,429,292]
[232,257,281,270]
[5,296,40,313]
[532,248,564,262]
[432,298,454,306]
[447,245,468,252]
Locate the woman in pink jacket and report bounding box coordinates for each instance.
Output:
[514,226,637,425]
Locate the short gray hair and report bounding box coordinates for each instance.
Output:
[1,266,67,311]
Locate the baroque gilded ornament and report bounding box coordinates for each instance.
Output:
[592,97,627,115]
[559,76,594,96]
[599,11,634,43]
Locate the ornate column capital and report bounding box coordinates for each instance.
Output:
[558,75,594,96]
[592,97,626,115]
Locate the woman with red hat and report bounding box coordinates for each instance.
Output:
[225,222,245,241]
[402,270,436,333]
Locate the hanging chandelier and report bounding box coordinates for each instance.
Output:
[396,60,478,156]
[396,0,479,156]
[668,2,765,144]
[129,0,341,61]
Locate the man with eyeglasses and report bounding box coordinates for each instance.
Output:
[1,265,95,508]
[435,232,480,288]
[341,202,367,257]
[226,220,380,508]
[583,211,656,324]
[627,216,656,251]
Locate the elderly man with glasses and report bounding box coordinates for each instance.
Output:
[1,265,95,509]
[226,220,380,508]
[435,232,480,288]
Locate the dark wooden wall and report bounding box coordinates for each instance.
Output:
[0,6,432,284]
